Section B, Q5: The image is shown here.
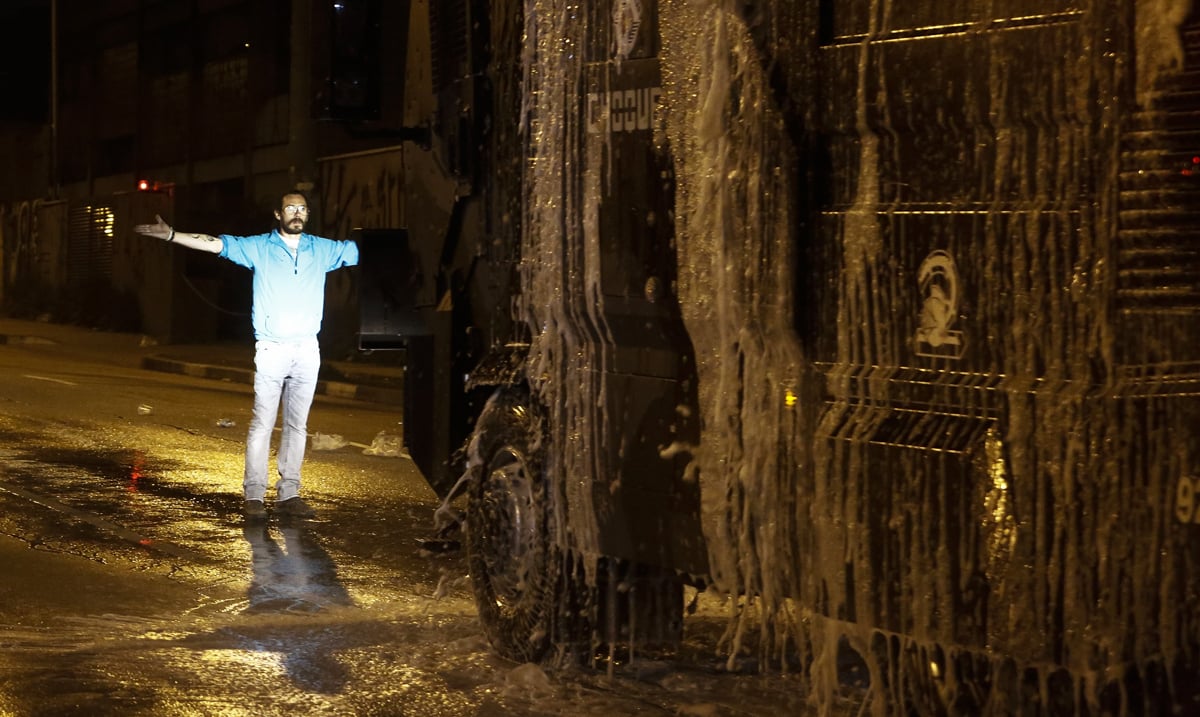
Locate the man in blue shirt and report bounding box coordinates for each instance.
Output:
[134,191,359,521]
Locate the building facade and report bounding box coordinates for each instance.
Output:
[0,0,421,355]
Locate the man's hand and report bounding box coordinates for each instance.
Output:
[133,214,173,241]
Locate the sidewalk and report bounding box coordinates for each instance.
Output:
[0,317,405,406]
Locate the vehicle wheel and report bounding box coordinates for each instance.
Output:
[465,388,563,663]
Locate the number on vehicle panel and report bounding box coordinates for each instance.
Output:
[1177,476,1200,524]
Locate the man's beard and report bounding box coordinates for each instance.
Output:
[281,218,305,236]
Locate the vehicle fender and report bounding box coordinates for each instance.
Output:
[466,343,530,391]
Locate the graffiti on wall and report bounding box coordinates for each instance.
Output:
[0,198,69,306]
[314,147,406,354]
[317,148,406,239]
[0,199,43,292]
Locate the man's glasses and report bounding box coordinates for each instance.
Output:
[283,205,309,216]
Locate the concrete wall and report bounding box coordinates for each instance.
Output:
[0,198,66,317]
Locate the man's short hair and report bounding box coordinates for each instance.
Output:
[279,189,312,209]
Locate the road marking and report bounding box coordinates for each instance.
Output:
[23,374,78,386]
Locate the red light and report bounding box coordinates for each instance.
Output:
[1193,156,1199,165]
[127,452,144,493]
[138,179,150,191]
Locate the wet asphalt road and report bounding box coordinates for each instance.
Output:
[0,330,833,716]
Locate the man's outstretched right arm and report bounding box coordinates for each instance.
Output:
[133,214,224,254]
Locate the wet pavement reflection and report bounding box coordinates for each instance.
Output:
[243,522,354,615]
[0,337,831,716]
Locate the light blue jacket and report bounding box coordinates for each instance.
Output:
[219,230,359,342]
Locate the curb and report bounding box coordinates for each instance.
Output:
[0,334,57,346]
[139,356,404,406]
[140,355,251,384]
[320,379,404,406]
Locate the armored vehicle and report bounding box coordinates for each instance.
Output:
[355,1,1200,712]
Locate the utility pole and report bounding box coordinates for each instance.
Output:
[49,0,58,199]
[289,0,315,193]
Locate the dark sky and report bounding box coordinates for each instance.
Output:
[0,0,51,122]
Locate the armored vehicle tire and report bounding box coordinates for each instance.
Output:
[466,388,562,663]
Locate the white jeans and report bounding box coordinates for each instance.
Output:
[244,338,321,502]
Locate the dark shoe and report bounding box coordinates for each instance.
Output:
[276,496,316,518]
[243,499,267,520]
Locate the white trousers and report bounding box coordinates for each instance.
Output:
[243,338,320,502]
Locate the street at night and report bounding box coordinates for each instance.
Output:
[0,319,823,716]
